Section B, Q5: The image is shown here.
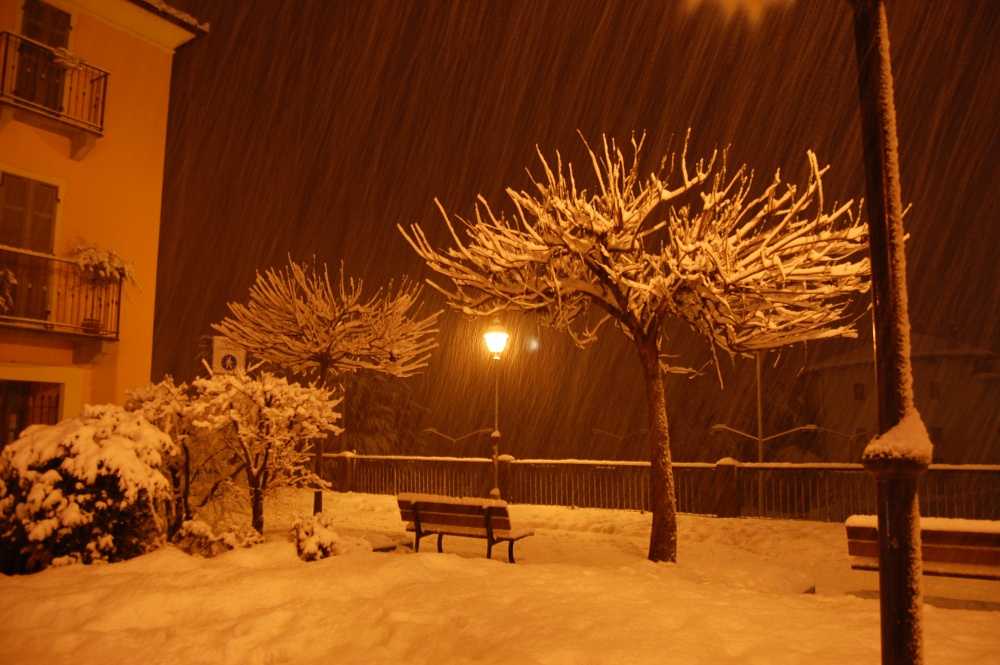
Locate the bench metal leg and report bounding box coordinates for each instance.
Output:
[437,534,444,553]
[508,540,515,564]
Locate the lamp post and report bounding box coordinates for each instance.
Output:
[848,3,928,661]
[709,351,820,514]
[483,319,508,499]
[709,352,820,463]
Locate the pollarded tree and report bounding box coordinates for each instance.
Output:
[213,259,440,511]
[189,369,341,533]
[401,133,870,563]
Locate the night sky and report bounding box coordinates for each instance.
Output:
[153,1,1000,463]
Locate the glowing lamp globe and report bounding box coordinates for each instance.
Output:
[484,321,509,358]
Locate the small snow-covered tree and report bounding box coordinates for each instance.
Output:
[0,405,175,574]
[401,133,870,562]
[213,259,440,512]
[189,369,341,533]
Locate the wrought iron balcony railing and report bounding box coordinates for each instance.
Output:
[0,245,121,338]
[0,31,108,134]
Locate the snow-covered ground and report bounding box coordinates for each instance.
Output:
[1,490,998,664]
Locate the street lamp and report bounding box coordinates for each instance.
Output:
[483,318,508,498]
[708,351,819,465]
[708,423,820,464]
[709,350,821,515]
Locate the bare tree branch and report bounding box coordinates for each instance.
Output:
[213,259,441,388]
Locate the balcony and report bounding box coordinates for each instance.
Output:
[0,31,108,160]
[0,244,121,339]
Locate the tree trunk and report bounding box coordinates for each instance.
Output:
[313,361,331,514]
[312,437,324,515]
[637,336,678,563]
[250,486,265,534]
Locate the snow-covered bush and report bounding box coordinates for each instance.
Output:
[172,519,264,558]
[126,376,195,538]
[0,405,175,574]
[289,512,371,561]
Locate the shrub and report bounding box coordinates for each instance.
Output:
[0,405,174,574]
[172,519,264,558]
[289,513,371,561]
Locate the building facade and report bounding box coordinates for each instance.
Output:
[807,333,1000,464]
[0,0,202,446]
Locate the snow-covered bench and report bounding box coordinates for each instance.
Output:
[846,514,1000,581]
[397,493,534,563]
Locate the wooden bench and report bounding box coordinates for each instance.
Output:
[397,493,534,563]
[846,514,1000,581]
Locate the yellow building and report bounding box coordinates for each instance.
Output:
[0,0,203,445]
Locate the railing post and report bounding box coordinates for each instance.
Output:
[714,458,741,518]
[497,455,514,501]
[332,451,355,493]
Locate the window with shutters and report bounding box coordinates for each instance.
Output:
[0,380,60,448]
[0,172,58,320]
[15,0,72,113]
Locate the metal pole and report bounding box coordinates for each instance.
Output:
[756,350,764,515]
[491,357,501,498]
[849,1,926,662]
[756,350,764,463]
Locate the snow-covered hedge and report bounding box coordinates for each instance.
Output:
[0,405,175,574]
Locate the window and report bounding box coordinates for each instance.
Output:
[22,0,72,47]
[16,0,72,112]
[0,172,57,252]
[0,172,58,320]
[853,382,866,401]
[0,380,60,448]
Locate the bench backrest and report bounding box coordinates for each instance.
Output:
[398,495,513,531]
[847,521,1000,567]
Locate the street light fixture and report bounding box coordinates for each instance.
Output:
[709,423,820,458]
[484,320,509,361]
[483,318,508,498]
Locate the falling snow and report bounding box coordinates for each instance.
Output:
[154,0,1000,466]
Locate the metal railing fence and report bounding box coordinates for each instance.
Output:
[323,453,1000,522]
[0,244,122,337]
[0,31,108,133]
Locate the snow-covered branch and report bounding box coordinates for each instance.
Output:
[213,259,441,386]
[401,132,869,370]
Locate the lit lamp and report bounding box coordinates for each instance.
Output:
[483,319,508,498]
[484,320,509,361]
